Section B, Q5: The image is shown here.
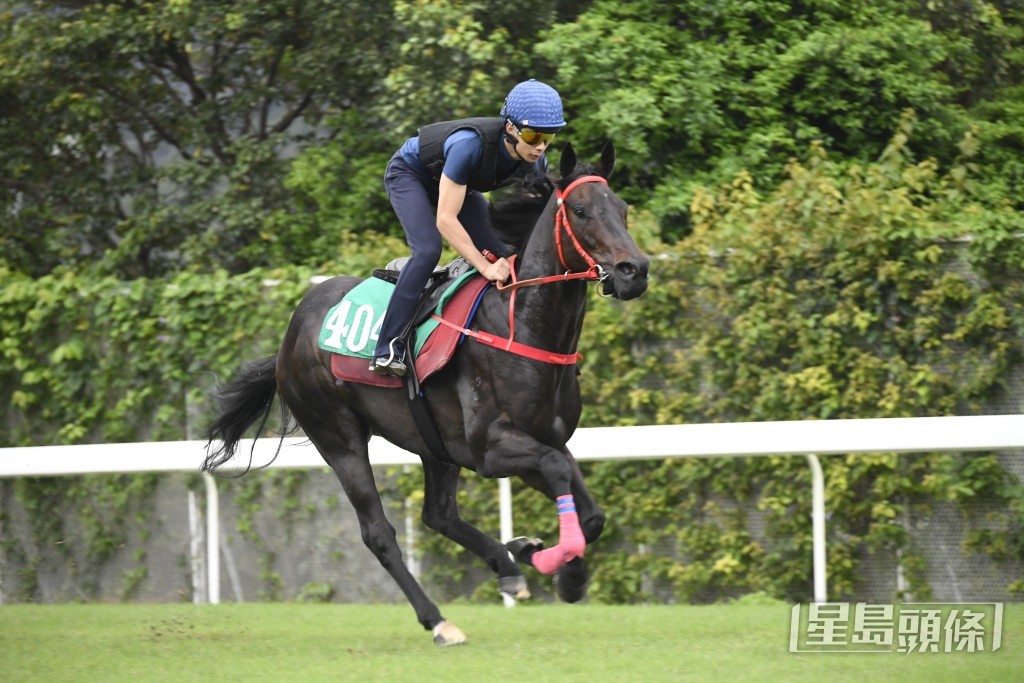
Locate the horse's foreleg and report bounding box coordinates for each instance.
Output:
[519,456,606,544]
[479,424,588,576]
[420,459,529,599]
[518,465,602,602]
[527,494,587,575]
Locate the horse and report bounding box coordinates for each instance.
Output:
[203,141,650,645]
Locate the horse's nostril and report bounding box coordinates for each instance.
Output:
[615,261,638,279]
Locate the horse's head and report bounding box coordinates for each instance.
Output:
[555,142,649,301]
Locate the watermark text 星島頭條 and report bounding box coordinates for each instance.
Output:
[789,602,1003,654]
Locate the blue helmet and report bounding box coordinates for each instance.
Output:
[500,79,566,132]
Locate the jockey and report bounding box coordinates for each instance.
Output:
[370,79,567,376]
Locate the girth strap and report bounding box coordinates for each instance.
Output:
[403,373,453,464]
[399,276,454,464]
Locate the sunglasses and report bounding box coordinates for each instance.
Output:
[514,125,557,146]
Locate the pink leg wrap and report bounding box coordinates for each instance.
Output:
[531,495,586,575]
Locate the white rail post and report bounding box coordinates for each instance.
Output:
[806,454,827,603]
[187,490,205,603]
[203,473,221,605]
[403,463,420,581]
[498,478,515,608]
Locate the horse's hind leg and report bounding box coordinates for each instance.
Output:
[306,424,467,645]
[420,459,529,600]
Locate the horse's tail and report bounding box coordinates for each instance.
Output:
[203,355,294,473]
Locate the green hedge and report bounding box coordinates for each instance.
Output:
[0,233,404,599]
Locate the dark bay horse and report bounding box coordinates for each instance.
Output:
[203,142,650,645]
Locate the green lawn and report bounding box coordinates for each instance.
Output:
[1,603,1019,683]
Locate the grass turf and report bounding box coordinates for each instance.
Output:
[1,603,1019,682]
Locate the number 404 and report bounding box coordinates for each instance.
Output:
[324,301,384,352]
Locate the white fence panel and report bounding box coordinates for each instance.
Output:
[2,415,1023,605]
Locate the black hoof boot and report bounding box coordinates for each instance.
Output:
[498,574,531,600]
[505,536,544,566]
[553,557,589,603]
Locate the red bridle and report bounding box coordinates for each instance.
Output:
[554,174,609,275]
[496,174,610,293]
[431,175,614,365]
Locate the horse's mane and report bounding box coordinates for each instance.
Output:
[489,160,603,250]
[488,170,555,250]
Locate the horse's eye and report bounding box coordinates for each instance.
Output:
[572,206,586,218]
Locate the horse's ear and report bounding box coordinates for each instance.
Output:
[598,140,616,179]
[559,142,577,179]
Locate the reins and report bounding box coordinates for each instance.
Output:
[495,174,609,293]
[431,175,611,366]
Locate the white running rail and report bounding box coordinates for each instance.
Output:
[2,415,1023,605]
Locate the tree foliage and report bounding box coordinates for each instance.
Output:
[3,0,1021,272]
[1,0,392,277]
[538,0,1021,237]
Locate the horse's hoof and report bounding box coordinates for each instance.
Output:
[505,536,544,565]
[433,620,468,646]
[498,574,531,600]
[553,558,589,603]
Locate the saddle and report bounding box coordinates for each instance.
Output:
[320,257,489,384]
[319,256,490,464]
[372,256,477,330]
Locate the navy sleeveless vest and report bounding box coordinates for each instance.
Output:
[417,117,528,192]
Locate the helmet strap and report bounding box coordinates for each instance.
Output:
[503,120,527,162]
